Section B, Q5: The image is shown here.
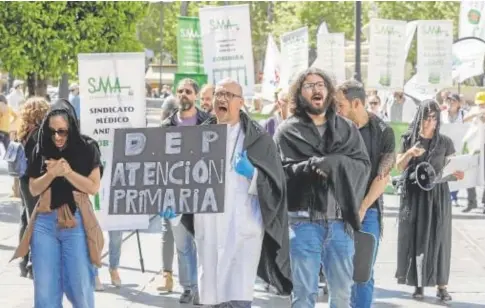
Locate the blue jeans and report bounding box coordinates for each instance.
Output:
[450,191,458,202]
[172,220,198,291]
[290,219,354,308]
[31,211,95,308]
[94,231,122,276]
[351,208,380,308]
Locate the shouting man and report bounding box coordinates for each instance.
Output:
[160,78,210,304]
[336,80,396,308]
[182,78,292,307]
[274,68,370,308]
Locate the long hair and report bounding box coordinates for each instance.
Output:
[288,67,337,116]
[17,97,50,142]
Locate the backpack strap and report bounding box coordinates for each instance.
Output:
[22,128,37,146]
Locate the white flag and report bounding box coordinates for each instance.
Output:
[261,35,281,101]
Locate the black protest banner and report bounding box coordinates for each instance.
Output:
[109,125,227,215]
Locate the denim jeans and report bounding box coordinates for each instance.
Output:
[161,217,174,272]
[450,191,458,202]
[94,231,122,277]
[351,208,380,308]
[31,211,95,308]
[172,220,198,291]
[290,219,354,308]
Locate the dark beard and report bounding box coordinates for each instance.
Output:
[180,100,193,111]
[298,94,326,115]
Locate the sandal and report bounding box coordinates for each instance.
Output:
[412,287,424,299]
[437,288,452,302]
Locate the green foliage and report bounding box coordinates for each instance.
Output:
[0,1,147,81]
[271,1,369,48]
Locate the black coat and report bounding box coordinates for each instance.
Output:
[182,111,293,295]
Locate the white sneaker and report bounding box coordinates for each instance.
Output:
[95,276,105,292]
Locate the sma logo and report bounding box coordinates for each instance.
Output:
[210,19,239,32]
[88,77,132,95]
[423,25,449,36]
[374,24,401,36]
[180,28,201,39]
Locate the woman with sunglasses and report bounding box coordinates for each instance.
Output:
[395,100,464,302]
[12,99,103,307]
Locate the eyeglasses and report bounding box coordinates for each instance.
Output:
[214,91,242,101]
[302,82,326,92]
[369,101,380,105]
[177,88,193,95]
[49,128,68,137]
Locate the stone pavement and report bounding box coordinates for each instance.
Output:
[0,173,484,307]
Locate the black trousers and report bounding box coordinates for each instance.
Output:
[18,176,37,272]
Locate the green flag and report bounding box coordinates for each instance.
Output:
[177,16,204,74]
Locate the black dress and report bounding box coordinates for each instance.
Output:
[395,134,455,287]
[18,127,40,273]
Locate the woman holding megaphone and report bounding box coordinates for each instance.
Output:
[395,99,464,303]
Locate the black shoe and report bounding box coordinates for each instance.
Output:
[19,267,28,278]
[412,287,424,299]
[437,288,452,302]
[462,205,477,213]
[179,290,194,304]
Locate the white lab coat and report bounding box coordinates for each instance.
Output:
[194,122,264,305]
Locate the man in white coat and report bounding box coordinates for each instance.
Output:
[183,78,292,307]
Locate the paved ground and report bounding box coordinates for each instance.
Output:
[0,176,484,308]
[1,112,484,307]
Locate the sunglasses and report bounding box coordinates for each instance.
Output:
[177,88,193,95]
[369,101,379,105]
[49,128,68,137]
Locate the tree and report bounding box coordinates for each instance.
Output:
[0,1,147,96]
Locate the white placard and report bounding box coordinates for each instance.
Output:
[367,19,407,90]
[279,27,309,87]
[313,33,346,84]
[444,154,480,191]
[78,53,149,231]
[440,122,471,154]
[459,1,485,40]
[199,4,255,97]
[416,20,453,89]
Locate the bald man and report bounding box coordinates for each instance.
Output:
[181,78,292,307]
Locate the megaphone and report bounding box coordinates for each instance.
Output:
[408,161,437,191]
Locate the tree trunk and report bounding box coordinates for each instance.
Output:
[58,73,70,100]
[35,78,47,97]
[180,1,189,16]
[26,72,36,98]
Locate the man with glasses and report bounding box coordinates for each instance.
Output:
[274,68,370,308]
[366,95,388,121]
[336,80,395,308]
[181,78,292,307]
[159,78,209,304]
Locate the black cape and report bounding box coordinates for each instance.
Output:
[396,101,455,287]
[182,111,293,295]
[274,106,370,231]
